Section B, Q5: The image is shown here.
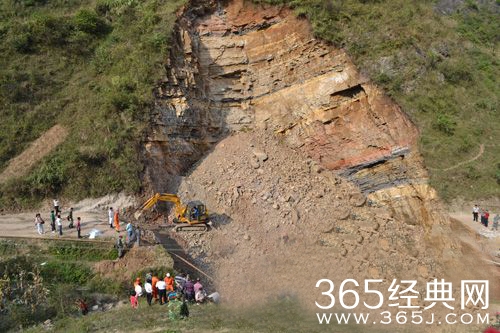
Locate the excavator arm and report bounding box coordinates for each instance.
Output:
[134,193,182,219]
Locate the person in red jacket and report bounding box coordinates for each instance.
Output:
[76,217,82,238]
[130,290,138,309]
[485,210,490,228]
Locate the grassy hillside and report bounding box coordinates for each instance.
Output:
[0,239,174,331]
[0,0,498,208]
[0,0,185,209]
[257,0,499,200]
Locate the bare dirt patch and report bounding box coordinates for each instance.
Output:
[0,124,68,183]
[94,245,174,283]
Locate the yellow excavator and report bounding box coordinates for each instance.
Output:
[134,193,210,232]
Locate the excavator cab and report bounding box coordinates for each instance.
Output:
[185,201,207,222]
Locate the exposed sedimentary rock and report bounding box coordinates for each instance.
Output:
[140,0,499,318]
[143,0,439,228]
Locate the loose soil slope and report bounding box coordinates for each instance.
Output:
[176,130,499,314]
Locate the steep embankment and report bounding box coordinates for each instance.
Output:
[142,0,498,320]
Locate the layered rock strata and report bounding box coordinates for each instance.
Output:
[143,0,442,228]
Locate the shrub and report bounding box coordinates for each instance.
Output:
[27,155,67,196]
[11,31,36,53]
[433,114,457,135]
[40,261,93,284]
[464,165,480,180]
[73,9,110,36]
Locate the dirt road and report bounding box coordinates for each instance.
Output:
[0,194,136,240]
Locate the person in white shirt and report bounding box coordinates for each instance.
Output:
[195,286,207,303]
[134,283,143,297]
[156,279,167,305]
[56,214,63,236]
[108,207,114,228]
[473,204,479,222]
[53,199,60,214]
[34,213,44,235]
[144,280,153,306]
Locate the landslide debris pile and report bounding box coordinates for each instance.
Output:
[175,130,486,310]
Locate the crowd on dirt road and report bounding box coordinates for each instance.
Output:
[33,199,139,242]
[472,204,499,230]
[34,199,80,237]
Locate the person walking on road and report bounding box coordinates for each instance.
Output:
[114,209,120,232]
[35,213,45,235]
[473,204,479,222]
[135,226,141,247]
[108,207,114,229]
[50,210,56,233]
[76,217,82,238]
[53,199,60,214]
[116,235,124,258]
[484,210,490,228]
[67,207,74,228]
[493,214,499,231]
[126,222,134,243]
[56,214,63,236]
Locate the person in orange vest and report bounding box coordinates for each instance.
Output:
[151,274,159,302]
[114,209,120,232]
[165,273,174,292]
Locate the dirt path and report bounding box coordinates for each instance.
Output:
[429,144,485,172]
[0,210,119,240]
[449,211,500,259]
[0,124,68,183]
[0,194,136,240]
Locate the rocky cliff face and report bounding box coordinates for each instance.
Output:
[141,0,498,316]
[143,0,443,229]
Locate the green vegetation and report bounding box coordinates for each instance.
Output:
[48,242,116,261]
[0,239,123,331]
[22,299,396,333]
[256,0,499,200]
[0,0,186,209]
[0,0,497,206]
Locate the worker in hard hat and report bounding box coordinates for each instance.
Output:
[165,273,175,292]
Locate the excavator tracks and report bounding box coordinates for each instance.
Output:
[173,223,209,232]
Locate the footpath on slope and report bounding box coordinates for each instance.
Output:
[428,144,485,172]
[0,124,68,184]
[449,211,500,259]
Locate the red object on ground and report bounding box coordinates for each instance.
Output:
[484,327,500,333]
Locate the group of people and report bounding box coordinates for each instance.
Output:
[34,202,131,241]
[34,199,81,238]
[472,204,499,230]
[129,272,219,312]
